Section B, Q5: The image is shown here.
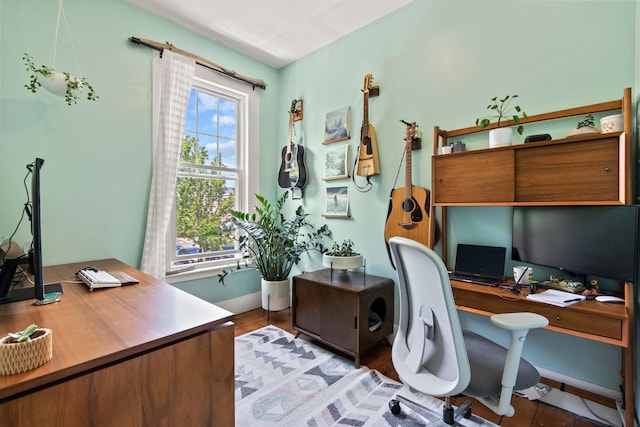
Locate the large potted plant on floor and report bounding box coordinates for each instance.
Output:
[220,192,331,311]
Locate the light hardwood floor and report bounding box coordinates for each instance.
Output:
[234,308,611,427]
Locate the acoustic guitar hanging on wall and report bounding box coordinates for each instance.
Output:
[384,120,438,255]
[354,74,380,192]
[278,99,306,194]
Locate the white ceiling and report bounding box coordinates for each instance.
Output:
[127,0,413,69]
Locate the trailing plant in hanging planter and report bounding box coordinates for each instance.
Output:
[23,53,98,105]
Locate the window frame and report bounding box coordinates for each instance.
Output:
[164,65,260,283]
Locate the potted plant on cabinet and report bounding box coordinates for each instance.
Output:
[476,94,527,148]
[220,192,331,311]
[23,53,98,105]
[322,239,364,271]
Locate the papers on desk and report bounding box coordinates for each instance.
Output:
[526,289,586,307]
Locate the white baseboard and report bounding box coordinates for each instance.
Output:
[216,291,261,314]
[535,366,628,426]
[536,366,622,401]
[537,388,623,426]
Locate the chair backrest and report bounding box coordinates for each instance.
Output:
[389,236,471,397]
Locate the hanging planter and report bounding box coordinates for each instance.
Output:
[23,54,96,105]
[22,0,97,106]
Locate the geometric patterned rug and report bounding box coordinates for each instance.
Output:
[235,325,498,426]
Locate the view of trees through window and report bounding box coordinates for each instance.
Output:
[172,87,239,268]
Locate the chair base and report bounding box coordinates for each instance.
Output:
[389,395,473,426]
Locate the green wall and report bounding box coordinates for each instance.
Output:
[1,0,638,403]
[0,0,278,301]
[276,0,638,396]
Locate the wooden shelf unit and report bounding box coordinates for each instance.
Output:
[428,88,635,427]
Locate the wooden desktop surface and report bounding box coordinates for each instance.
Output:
[451,279,634,427]
[0,259,235,425]
[451,280,628,346]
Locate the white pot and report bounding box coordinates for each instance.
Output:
[440,145,452,155]
[600,114,623,134]
[489,127,513,148]
[322,254,363,270]
[40,71,83,98]
[567,126,600,137]
[261,278,289,311]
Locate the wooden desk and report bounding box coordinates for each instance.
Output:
[0,259,235,427]
[451,280,633,426]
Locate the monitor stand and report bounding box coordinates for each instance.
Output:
[0,283,63,305]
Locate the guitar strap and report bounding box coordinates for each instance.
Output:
[289,119,304,200]
[390,146,405,190]
[352,134,373,192]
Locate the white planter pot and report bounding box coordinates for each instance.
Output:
[261,278,289,311]
[322,254,363,271]
[567,126,600,137]
[600,114,623,134]
[489,127,513,148]
[439,145,452,155]
[40,71,82,98]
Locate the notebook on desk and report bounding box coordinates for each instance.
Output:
[449,243,506,285]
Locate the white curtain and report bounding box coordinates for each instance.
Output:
[140,50,195,279]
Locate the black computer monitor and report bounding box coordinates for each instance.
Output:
[0,158,61,305]
[512,205,639,283]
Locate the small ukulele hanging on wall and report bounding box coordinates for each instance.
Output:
[353,74,380,192]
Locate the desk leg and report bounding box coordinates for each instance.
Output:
[624,282,635,427]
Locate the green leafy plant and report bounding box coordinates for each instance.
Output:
[324,239,359,257]
[218,192,332,283]
[5,324,39,343]
[576,114,595,129]
[23,53,98,105]
[475,94,528,135]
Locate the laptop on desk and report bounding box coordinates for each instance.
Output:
[449,243,506,285]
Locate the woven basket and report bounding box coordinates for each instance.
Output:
[0,329,53,375]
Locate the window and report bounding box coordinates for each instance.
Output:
[167,67,259,279]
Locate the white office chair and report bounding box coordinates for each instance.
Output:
[388,237,548,425]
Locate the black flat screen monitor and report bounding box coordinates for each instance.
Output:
[0,158,61,304]
[512,205,639,283]
[31,158,46,300]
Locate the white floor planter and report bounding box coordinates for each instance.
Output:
[489,127,513,148]
[261,278,289,311]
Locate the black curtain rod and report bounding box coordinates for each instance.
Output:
[129,36,267,90]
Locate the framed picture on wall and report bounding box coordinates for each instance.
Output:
[322,144,349,180]
[322,185,350,218]
[323,106,350,144]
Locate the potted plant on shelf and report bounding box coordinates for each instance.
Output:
[219,192,331,311]
[23,53,98,105]
[322,239,364,271]
[476,94,528,148]
[566,113,599,137]
[0,324,53,376]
